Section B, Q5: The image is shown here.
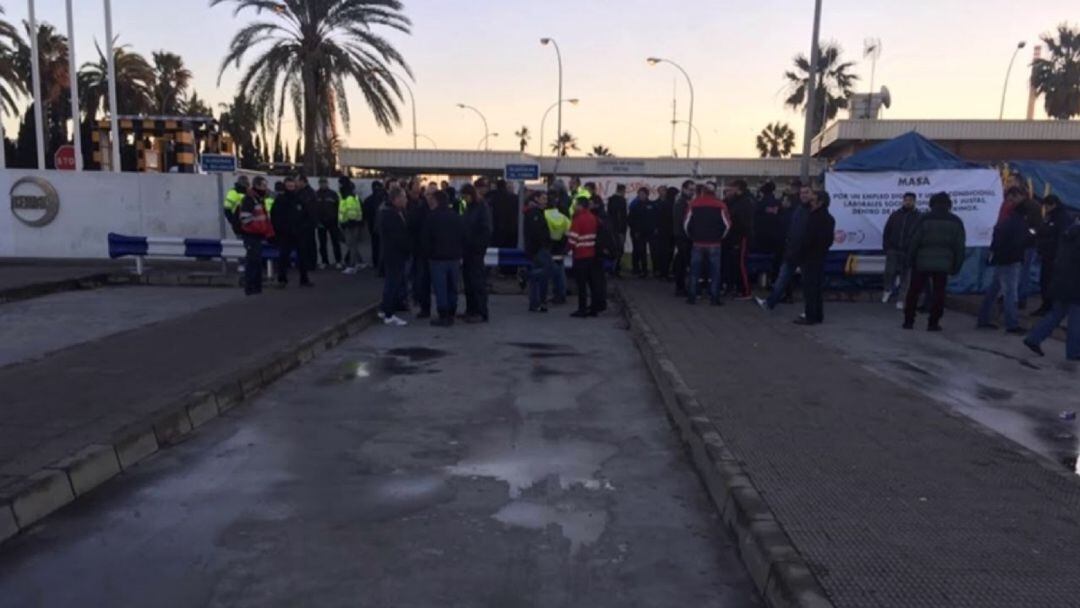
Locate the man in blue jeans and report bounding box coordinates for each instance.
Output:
[757,186,813,312]
[978,191,1032,334]
[684,183,731,305]
[1025,216,1080,360]
[421,191,464,326]
[523,191,552,312]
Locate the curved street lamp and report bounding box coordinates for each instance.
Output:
[672,120,704,157]
[390,73,418,149]
[478,133,499,151]
[648,57,694,160]
[416,133,438,149]
[457,103,490,150]
[540,98,580,157]
[540,38,564,158]
[999,41,1027,120]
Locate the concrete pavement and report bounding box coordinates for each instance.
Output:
[621,280,1080,608]
[0,297,760,608]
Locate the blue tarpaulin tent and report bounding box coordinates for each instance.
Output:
[1007,160,1080,210]
[833,131,987,172]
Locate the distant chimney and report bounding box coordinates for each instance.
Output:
[1027,45,1041,120]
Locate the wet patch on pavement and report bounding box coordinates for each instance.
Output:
[965,344,1041,370]
[974,383,1015,402]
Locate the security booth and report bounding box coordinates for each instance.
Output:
[92,116,231,173]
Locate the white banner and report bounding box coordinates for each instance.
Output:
[825,169,1003,251]
[579,176,695,199]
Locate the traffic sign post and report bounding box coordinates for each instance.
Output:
[504,163,540,181]
[54,145,76,171]
[200,153,238,173]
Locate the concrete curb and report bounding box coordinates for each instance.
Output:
[0,302,380,547]
[617,289,834,608]
[0,272,114,304]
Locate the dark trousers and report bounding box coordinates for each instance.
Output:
[905,271,947,327]
[415,257,432,314]
[299,230,317,272]
[801,258,825,324]
[651,236,673,278]
[463,253,488,319]
[368,228,381,270]
[613,231,627,276]
[1039,255,1056,310]
[430,260,460,317]
[276,237,310,284]
[673,238,692,293]
[631,233,650,275]
[574,257,605,313]
[381,259,406,317]
[723,237,751,295]
[242,235,263,295]
[317,222,343,265]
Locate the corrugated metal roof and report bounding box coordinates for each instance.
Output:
[812,119,1080,155]
[338,148,824,178]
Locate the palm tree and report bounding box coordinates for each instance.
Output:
[184,90,213,117]
[151,51,192,115]
[213,0,412,173]
[1031,23,1080,119]
[79,40,155,120]
[784,42,858,138]
[588,144,613,157]
[756,122,796,158]
[514,125,530,152]
[551,131,578,157]
[219,92,259,167]
[0,6,25,118]
[13,21,70,161]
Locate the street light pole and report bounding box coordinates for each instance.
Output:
[999,41,1027,120]
[540,38,563,157]
[104,0,122,172]
[648,57,694,159]
[65,0,83,170]
[28,0,45,169]
[672,120,704,157]
[540,98,579,158]
[392,74,417,149]
[457,103,489,150]
[799,0,823,184]
[477,133,499,151]
[416,134,438,149]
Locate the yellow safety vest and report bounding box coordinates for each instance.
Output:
[223,189,245,213]
[264,195,276,214]
[544,208,571,241]
[339,195,362,224]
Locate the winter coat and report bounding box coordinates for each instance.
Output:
[655,196,675,241]
[1051,219,1080,304]
[753,192,785,253]
[726,192,756,244]
[673,194,691,240]
[270,190,307,240]
[908,209,967,274]
[297,185,319,228]
[685,195,732,247]
[607,195,629,236]
[782,204,811,263]
[568,209,599,260]
[797,205,835,263]
[989,208,1032,266]
[1037,205,1074,260]
[363,191,385,234]
[628,198,656,237]
[378,207,411,264]
[463,201,493,255]
[421,204,465,261]
[491,189,519,249]
[316,188,341,226]
[883,206,922,253]
[524,206,551,258]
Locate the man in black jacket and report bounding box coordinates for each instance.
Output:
[1025,215,1080,360]
[296,176,319,272]
[270,177,313,288]
[363,180,385,271]
[1033,195,1072,316]
[977,194,1032,333]
[882,192,922,306]
[607,185,629,278]
[652,187,675,279]
[315,178,343,269]
[753,181,785,284]
[628,187,655,276]
[491,179,519,250]
[524,191,552,312]
[378,186,411,326]
[672,180,695,296]
[794,191,835,325]
[461,183,493,323]
[422,191,464,326]
[724,180,756,299]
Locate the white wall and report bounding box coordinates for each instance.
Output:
[1,170,224,258]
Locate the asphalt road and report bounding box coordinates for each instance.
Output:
[0,297,759,608]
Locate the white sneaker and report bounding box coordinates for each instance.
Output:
[896,301,905,311]
[384,315,407,327]
[881,291,891,304]
[342,266,357,275]
[755,297,770,312]
[334,263,344,270]
[377,310,386,320]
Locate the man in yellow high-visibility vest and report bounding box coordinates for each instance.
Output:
[223,175,250,236]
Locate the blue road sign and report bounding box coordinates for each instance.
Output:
[504,163,540,181]
[200,154,238,173]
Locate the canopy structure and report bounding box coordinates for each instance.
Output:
[833,131,986,172]
[1007,160,1080,209]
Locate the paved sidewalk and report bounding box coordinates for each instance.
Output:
[0,274,380,485]
[622,280,1080,608]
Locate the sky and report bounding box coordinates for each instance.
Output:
[2,0,1076,158]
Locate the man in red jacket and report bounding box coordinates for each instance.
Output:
[684,183,732,305]
[568,196,603,318]
[237,176,275,296]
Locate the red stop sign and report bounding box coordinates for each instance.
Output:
[54,145,76,171]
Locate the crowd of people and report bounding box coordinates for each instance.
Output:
[222,170,1078,360]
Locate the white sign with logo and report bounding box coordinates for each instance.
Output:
[825,169,1003,251]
